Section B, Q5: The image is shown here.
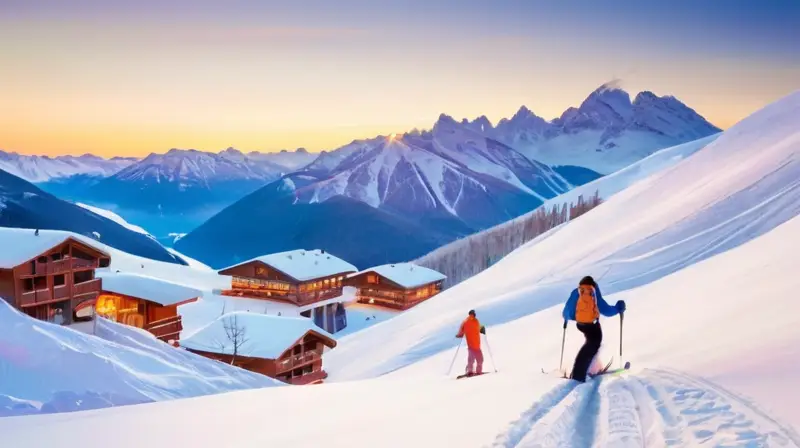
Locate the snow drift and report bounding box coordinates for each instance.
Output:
[0,301,280,417]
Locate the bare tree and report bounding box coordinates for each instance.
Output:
[222,314,248,365]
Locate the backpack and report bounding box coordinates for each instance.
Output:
[575,285,599,324]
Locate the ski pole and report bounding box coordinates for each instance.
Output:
[619,312,624,368]
[484,334,498,372]
[447,338,463,376]
[558,320,567,374]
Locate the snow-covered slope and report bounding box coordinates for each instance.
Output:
[4,203,799,445]
[413,133,722,289]
[488,84,721,174]
[0,151,136,183]
[75,202,154,238]
[0,301,280,417]
[0,93,796,447]
[327,90,800,381]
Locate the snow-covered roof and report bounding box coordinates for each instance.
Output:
[0,228,108,269]
[221,249,357,282]
[181,312,336,359]
[96,271,202,306]
[349,263,446,289]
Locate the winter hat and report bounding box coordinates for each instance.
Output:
[468,309,476,316]
[579,276,596,287]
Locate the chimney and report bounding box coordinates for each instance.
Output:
[321,249,325,254]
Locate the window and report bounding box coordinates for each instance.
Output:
[22,278,34,292]
[37,256,48,264]
[51,253,63,261]
[53,274,65,287]
[33,276,47,290]
[367,274,378,284]
[73,270,93,285]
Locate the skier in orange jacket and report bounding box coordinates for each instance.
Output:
[456,309,486,376]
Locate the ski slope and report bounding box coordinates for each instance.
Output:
[1,213,799,445]
[0,91,797,447]
[325,90,800,381]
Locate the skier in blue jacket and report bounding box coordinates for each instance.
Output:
[562,275,626,382]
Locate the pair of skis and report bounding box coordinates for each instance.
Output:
[541,359,631,380]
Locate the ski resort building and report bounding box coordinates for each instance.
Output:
[85,271,201,343]
[217,249,357,334]
[182,312,337,385]
[346,263,446,310]
[0,228,109,325]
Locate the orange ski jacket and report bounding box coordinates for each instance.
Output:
[457,316,482,349]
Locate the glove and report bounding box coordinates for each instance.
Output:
[615,300,626,313]
[480,326,486,335]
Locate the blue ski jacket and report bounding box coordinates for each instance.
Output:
[562,284,620,322]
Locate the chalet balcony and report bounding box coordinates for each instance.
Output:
[145,315,183,341]
[73,278,101,296]
[19,289,53,307]
[286,370,327,385]
[276,351,321,373]
[221,286,344,307]
[53,284,70,300]
[17,258,100,277]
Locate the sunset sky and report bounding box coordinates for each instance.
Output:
[2,0,798,157]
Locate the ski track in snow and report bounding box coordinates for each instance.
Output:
[490,369,800,448]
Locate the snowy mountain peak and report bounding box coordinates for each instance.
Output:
[0,150,137,183]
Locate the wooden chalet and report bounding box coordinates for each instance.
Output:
[218,249,357,334]
[0,228,109,325]
[346,263,446,310]
[82,272,201,343]
[182,312,337,385]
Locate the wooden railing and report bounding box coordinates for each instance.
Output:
[287,370,327,385]
[276,351,321,373]
[53,284,70,300]
[73,278,101,296]
[17,258,100,276]
[221,287,344,307]
[145,315,183,341]
[19,289,52,307]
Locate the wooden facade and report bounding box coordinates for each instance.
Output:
[186,331,336,385]
[0,238,109,325]
[218,258,353,333]
[219,260,349,307]
[91,291,197,342]
[346,272,444,310]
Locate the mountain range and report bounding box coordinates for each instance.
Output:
[4,84,720,266]
[174,85,721,268]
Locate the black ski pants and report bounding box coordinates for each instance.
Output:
[570,321,602,382]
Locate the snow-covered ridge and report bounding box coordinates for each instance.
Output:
[75,202,154,238]
[0,301,280,417]
[0,151,136,183]
[466,85,720,174]
[111,147,287,186]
